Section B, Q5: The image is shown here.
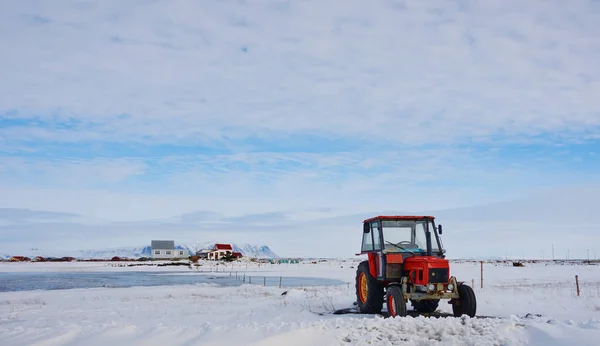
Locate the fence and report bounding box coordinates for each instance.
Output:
[471,261,588,298]
[190,263,352,289]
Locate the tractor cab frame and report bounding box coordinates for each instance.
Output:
[355,215,476,318]
[361,215,445,258]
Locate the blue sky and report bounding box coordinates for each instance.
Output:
[1,0,600,258]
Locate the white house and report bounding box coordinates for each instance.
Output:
[151,240,189,259]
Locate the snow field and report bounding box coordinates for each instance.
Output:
[1,259,600,345]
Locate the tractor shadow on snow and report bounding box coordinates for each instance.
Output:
[323,302,500,319]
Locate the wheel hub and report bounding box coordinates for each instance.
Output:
[359,273,368,303]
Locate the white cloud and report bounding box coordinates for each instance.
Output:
[0,147,529,220]
[0,157,146,187]
[1,0,599,145]
[0,208,81,227]
[1,145,598,223]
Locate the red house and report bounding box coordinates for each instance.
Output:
[208,243,233,260]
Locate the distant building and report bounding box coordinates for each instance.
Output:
[208,243,232,260]
[196,249,212,259]
[9,256,31,262]
[269,258,300,264]
[151,240,189,259]
[206,243,243,260]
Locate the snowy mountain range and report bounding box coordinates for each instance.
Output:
[228,243,279,259]
[1,242,279,260]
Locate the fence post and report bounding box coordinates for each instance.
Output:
[575,275,580,296]
[264,277,266,286]
[480,261,484,289]
[279,276,282,288]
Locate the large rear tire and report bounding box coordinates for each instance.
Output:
[386,285,407,317]
[411,299,440,313]
[452,284,477,317]
[355,260,384,314]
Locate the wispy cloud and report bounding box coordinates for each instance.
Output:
[0,208,80,224]
[0,157,146,188]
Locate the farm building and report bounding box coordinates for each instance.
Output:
[207,243,243,260]
[150,240,189,259]
[232,252,243,259]
[195,249,212,259]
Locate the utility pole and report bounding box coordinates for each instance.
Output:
[552,244,554,261]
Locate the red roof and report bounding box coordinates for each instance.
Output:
[213,243,233,250]
[363,215,435,223]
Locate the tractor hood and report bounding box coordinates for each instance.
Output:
[403,256,450,285]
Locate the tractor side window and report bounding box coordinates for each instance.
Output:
[361,228,373,252]
[371,222,382,250]
[414,222,428,250]
[430,221,442,253]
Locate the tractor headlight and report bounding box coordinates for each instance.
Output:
[427,283,436,291]
[447,283,454,291]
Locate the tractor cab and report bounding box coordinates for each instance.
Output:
[361,216,445,259]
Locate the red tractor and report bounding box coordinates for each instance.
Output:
[355,215,476,318]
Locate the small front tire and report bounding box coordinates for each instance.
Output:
[386,285,407,317]
[452,284,477,317]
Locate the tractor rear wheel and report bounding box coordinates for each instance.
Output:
[386,285,407,317]
[411,299,440,313]
[355,261,384,314]
[452,284,477,317]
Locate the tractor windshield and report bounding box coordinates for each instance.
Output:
[382,219,439,254]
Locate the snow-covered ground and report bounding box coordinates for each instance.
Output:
[1,258,599,345]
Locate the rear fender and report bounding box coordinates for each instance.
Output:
[367,252,377,278]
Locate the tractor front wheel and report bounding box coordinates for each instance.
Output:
[386,285,407,317]
[411,299,440,313]
[452,284,477,317]
[355,261,384,314]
